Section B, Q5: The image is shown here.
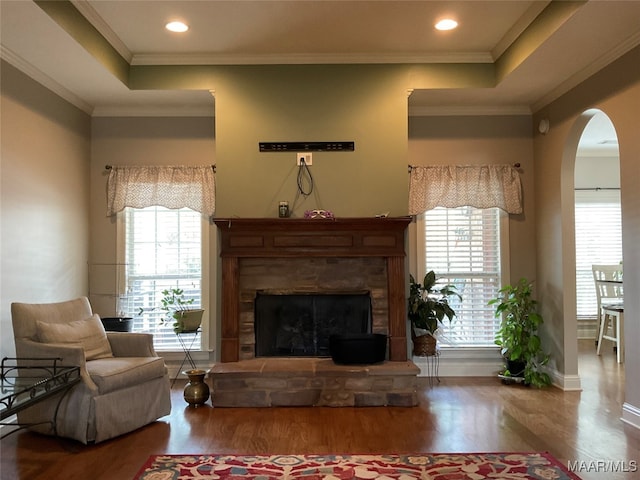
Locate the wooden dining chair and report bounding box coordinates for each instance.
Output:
[591,265,623,341]
[597,304,624,363]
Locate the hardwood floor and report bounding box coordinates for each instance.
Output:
[1,339,639,479]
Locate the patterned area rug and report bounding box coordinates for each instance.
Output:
[133,452,582,479]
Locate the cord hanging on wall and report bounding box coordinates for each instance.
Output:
[297,158,314,196]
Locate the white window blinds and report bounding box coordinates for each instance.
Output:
[421,206,503,346]
[122,206,203,350]
[574,189,622,319]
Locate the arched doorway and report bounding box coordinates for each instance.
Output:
[561,108,622,387]
[574,111,622,347]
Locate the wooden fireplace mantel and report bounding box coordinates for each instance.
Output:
[214,217,412,362]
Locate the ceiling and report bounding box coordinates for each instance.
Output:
[1,0,638,150]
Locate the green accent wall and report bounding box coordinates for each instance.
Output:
[211,65,409,217]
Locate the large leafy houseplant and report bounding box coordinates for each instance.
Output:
[408,271,460,355]
[489,278,552,387]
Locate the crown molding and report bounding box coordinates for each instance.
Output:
[70,0,132,63]
[131,51,493,66]
[0,45,93,115]
[1,46,214,118]
[491,1,551,60]
[92,105,215,118]
[532,30,640,113]
[409,105,531,117]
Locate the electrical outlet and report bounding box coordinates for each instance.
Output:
[296,153,312,166]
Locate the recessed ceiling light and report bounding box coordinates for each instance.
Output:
[166,21,189,33]
[435,19,458,31]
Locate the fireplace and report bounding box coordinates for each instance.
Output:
[254,291,372,357]
[211,217,418,407]
[237,256,388,360]
[214,217,412,362]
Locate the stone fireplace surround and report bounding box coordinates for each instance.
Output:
[210,217,419,407]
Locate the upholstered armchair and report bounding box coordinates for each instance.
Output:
[11,297,171,444]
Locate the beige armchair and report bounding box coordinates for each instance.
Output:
[11,297,171,444]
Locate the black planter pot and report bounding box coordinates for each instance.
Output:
[505,359,526,378]
[100,317,133,332]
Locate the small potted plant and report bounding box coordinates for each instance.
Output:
[408,271,460,356]
[160,288,203,333]
[489,278,552,387]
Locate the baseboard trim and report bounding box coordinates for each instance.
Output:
[577,320,597,340]
[550,370,582,391]
[160,350,213,380]
[413,347,504,377]
[0,415,18,437]
[621,402,640,430]
[415,362,583,390]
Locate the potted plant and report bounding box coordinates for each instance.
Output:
[408,271,460,356]
[489,278,552,387]
[160,288,203,333]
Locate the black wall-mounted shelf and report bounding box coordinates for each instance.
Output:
[259,141,355,152]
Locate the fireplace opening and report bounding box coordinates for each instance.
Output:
[254,292,372,357]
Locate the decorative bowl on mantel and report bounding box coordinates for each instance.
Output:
[304,209,334,219]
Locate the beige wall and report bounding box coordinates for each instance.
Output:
[89,116,216,351]
[0,61,91,357]
[408,115,536,282]
[533,45,639,423]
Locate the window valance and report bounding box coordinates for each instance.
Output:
[106,165,216,217]
[408,165,522,215]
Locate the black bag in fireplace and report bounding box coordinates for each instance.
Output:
[329,333,387,365]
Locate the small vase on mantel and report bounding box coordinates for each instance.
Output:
[183,369,210,407]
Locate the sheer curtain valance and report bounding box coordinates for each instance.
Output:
[408,164,522,215]
[106,165,216,217]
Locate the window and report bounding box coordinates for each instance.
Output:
[119,206,206,350]
[575,190,622,320]
[418,206,507,346]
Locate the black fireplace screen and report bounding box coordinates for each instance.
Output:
[254,292,372,357]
